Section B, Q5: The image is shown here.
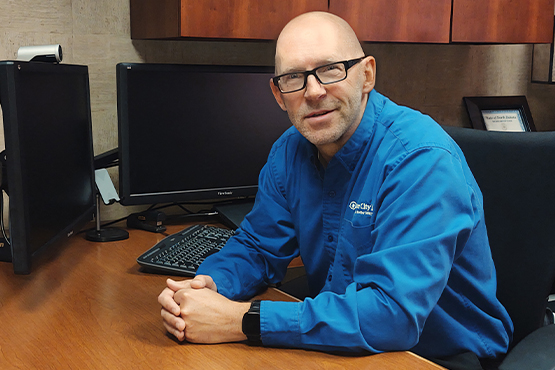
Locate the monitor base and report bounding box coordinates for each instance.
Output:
[85,228,129,242]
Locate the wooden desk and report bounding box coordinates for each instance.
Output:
[0,223,444,369]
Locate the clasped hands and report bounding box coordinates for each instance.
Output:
[158,275,251,343]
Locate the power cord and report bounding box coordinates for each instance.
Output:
[0,189,10,246]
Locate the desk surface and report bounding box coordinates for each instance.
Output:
[0,222,443,369]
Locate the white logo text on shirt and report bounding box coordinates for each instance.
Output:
[349,201,374,216]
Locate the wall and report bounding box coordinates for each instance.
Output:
[1,0,554,222]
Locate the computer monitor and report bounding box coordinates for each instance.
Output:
[0,61,96,274]
[116,63,291,206]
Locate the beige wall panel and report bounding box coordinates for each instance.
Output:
[0,1,73,34]
[72,0,130,36]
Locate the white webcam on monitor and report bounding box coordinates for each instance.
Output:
[17,44,63,63]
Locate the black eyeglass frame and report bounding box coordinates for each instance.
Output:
[272,56,367,94]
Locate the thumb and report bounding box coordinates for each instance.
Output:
[166,278,190,292]
[191,275,217,291]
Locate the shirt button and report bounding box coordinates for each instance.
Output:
[328,235,334,242]
[328,191,335,198]
[328,274,332,281]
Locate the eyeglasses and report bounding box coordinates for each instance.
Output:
[272,56,366,94]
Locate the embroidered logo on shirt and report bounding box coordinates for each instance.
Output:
[348,201,374,216]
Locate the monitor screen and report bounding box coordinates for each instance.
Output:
[0,61,96,274]
[117,63,291,205]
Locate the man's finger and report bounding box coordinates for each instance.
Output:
[158,287,181,316]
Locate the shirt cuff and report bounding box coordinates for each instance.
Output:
[260,300,303,347]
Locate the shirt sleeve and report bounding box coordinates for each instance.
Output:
[196,146,299,300]
[260,146,483,353]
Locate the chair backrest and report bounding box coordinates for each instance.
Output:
[442,126,555,347]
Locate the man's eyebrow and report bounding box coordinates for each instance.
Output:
[279,59,338,75]
[279,67,306,75]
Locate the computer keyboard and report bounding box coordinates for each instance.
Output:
[137,224,234,276]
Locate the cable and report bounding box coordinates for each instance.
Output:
[150,197,254,212]
[0,151,10,245]
[165,211,219,222]
[79,207,221,234]
[0,189,11,246]
[79,214,129,234]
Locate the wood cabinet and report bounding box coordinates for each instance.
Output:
[130,0,328,40]
[131,0,555,44]
[331,0,554,43]
[451,0,554,43]
[329,0,452,43]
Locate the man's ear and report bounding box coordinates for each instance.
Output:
[269,78,287,112]
[361,56,376,94]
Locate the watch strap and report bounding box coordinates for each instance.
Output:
[242,300,262,345]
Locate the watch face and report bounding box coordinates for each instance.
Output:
[243,311,260,333]
[242,301,261,341]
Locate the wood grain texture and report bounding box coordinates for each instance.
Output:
[130,0,327,40]
[130,0,181,39]
[452,0,555,43]
[329,0,452,43]
[0,223,444,369]
[180,0,328,40]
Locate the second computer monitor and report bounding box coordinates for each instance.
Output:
[117,63,292,206]
[0,61,96,274]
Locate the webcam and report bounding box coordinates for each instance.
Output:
[17,44,63,63]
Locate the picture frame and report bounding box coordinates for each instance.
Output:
[463,96,536,132]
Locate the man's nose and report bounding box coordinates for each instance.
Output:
[304,74,326,100]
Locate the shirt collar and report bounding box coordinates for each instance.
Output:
[333,89,384,173]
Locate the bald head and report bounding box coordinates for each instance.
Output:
[269,12,376,160]
[275,12,363,74]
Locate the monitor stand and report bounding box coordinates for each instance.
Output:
[85,194,129,242]
[214,200,255,229]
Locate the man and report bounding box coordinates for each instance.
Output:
[158,11,513,367]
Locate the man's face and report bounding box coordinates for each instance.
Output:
[271,23,373,150]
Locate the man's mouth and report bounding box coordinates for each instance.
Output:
[306,110,333,118]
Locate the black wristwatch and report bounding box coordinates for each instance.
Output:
[242,300,262,345]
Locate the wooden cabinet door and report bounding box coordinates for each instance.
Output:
[130,0,181,39]
[451,0,555,43]
[180,0,327,39]
[130,0,328,40]
[329,0,452,43]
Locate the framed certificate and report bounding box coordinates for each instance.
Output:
[463,96,536,132]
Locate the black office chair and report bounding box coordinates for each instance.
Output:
[442,126,555,370]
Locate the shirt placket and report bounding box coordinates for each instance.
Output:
[320,162,349,291]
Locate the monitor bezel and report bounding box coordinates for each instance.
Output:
[0,61,96,274]
[116,62,283,206]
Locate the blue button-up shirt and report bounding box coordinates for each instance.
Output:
[197,90,513,359]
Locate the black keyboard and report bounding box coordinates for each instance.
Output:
[137,224,234,276]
